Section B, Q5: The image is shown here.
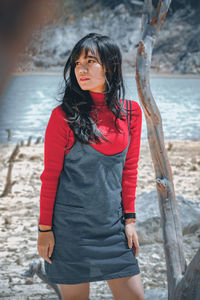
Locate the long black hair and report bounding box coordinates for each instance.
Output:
[59,32,130,145]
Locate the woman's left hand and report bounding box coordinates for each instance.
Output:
[124,220,140,257]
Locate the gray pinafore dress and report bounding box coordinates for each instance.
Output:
[45,100,140,284]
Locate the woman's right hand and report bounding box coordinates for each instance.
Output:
[37,229,55,264]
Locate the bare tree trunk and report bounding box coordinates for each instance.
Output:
[173,248,200,300]
[135,0,199,299]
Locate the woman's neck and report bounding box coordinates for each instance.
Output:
[89,91,106,106]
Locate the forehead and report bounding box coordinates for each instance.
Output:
[75,48,100,60]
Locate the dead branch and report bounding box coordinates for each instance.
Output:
[35,137,42,144]
[1,144,19,197]
[173,248,200,300]
[22,259,62,299]
[27,136,32,146]
[135,0,198,298]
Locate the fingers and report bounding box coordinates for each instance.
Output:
[48,242,54,259]
[128,236,133,249]
[125,228,140,257]
[38,244,53,264]
[132,237,140,257]
[127,236,139,256]
[37,232,55,264]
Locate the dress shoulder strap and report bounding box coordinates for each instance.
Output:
[126,99,132,135]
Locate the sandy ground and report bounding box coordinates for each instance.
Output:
[0,139,199,299]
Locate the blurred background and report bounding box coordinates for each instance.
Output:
[0,1,199,300]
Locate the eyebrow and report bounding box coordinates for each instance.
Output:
[84,55,98,60]
[75,54,101,64]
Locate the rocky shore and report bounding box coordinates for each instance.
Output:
[0,138,199,299]
[15,0,200,75]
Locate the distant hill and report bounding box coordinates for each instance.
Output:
[16,0,200,74]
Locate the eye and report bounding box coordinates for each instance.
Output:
[88,59,95,63]
[75,61,80,66]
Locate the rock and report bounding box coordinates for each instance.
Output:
[191,157,197,164]
[18,153,26,159]
[176,52,200,74]
[25,279,33,285]
[170,0,200,12]
[189,165,198,171]
[187,28,200,53]
[135,190,200,244]
[114,4,127,14]
[167,142,173,151]
[144,288,167,300]
[15,1,200,75]
[4,217,11,225]
[29,155,41,161]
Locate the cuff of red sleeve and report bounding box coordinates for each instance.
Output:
[38,213,53,227]
[123,210,136,213]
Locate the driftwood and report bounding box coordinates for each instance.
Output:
[1,144,19,197]
[27,136,32,147]
[5,128,11,141]
[22,260,62,300]
[1,135,41,197]
[22,260,92,299]
[20,140,24,147]
[135,0,200,299]
[173,248,200,300]
[35,136,42,144]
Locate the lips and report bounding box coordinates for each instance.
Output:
[80,78,90,81]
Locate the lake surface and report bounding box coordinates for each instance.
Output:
[0,74,199,143]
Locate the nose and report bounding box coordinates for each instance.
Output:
[79,64,88,74]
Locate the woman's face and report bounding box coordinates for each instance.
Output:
[74,49,106,93]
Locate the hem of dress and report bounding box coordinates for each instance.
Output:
[45,269,140,285]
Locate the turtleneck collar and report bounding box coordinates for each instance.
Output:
[89,91,106,106]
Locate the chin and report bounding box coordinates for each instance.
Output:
[79,86,89,91]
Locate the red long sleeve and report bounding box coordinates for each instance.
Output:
[39,92,142,226]
[121,101,142,213]
[39,106,70,225]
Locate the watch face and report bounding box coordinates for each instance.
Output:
[124,212,136,218]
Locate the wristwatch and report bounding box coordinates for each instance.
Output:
[123,212,136,220]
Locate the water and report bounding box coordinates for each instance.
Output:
[0,74,199,143]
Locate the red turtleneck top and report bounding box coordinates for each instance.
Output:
[39,91,142,226]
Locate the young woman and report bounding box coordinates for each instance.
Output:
[37,33,144,300]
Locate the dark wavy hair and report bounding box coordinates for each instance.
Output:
[59,32,130,145]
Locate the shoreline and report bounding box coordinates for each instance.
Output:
[11,70,200,78]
